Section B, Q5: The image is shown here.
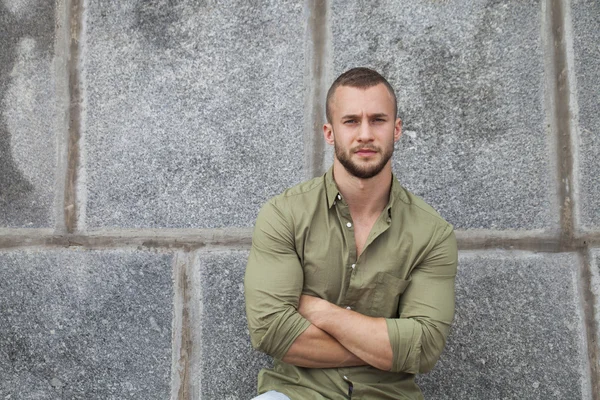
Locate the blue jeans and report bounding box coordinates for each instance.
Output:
[251,390,291,400]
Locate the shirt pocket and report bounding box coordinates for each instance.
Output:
[369,272,411,318]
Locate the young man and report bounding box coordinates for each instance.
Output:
[245,67,457,399]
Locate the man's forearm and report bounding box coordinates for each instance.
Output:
[299,295,393,371]
[282,324,367,368]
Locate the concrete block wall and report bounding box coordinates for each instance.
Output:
[0,0,598,399]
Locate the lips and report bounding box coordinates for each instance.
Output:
[354,147,378,155]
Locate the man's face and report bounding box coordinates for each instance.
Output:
[324,83,402,179]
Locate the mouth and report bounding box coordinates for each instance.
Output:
[354,148,378,156]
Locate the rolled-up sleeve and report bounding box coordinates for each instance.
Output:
[244,200,311,360]
[386,224,458,374]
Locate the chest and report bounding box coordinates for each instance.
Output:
[298,212,416,318]
[353,217,378,256]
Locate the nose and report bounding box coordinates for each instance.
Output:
[357,119,374,142]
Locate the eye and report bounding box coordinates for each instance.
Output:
[343,119,357,124]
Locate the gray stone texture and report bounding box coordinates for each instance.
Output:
[0,249,173,399]
[195,250,271,399]
[417,252,588,399]
[0,1,57,227]
[571,0,600,230]
[83,1,306,229]
[331,0,555,230]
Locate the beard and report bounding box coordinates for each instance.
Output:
[334,138,394,180]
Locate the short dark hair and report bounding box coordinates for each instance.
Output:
[325,67,397,123]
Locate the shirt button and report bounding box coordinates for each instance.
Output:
[346,306,352,310]
[351,264,356,269]
[346,222,352,228]
[337,194,342,200]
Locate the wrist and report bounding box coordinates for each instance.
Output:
[312,301,341,331]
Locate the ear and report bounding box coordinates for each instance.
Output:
[323,123,335,145]
[393,118,402,142]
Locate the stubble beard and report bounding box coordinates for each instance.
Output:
[334,139,394,180]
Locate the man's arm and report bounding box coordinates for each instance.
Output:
[300,224,458,374]
[282,324,366,368]
[299,295,393,370]
[245,200,365,366]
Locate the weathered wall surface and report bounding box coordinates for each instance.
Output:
[0,1,59,228]
[0,0,598,399]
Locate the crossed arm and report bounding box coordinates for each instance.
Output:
[283,295,393,370]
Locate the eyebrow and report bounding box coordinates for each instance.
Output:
[369,113,388,119]
[341,113,389,120]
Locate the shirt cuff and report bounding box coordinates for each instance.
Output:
[385,318,423,374]
[254,307,312,360]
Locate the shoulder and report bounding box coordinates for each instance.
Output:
[264,175,325,210]
[392,183,454,240]
[255,176,325,239]
[405,190,447,223]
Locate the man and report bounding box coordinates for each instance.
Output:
[244,67,457,399]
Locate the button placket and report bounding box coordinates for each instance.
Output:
[334,197,357,311]
[361,212,392,255]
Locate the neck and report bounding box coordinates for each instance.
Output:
[332,161,392,217]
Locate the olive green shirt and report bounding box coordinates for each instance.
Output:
[244,168,457,400]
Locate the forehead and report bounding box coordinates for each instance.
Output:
[330,83,395,116]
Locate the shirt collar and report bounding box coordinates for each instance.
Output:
[324,166,410,210]
[325,167,340,209]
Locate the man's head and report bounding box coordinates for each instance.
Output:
[324,68,401,180]
[325,67,397,123]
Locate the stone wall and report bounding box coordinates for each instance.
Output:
[0,0,598,399]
